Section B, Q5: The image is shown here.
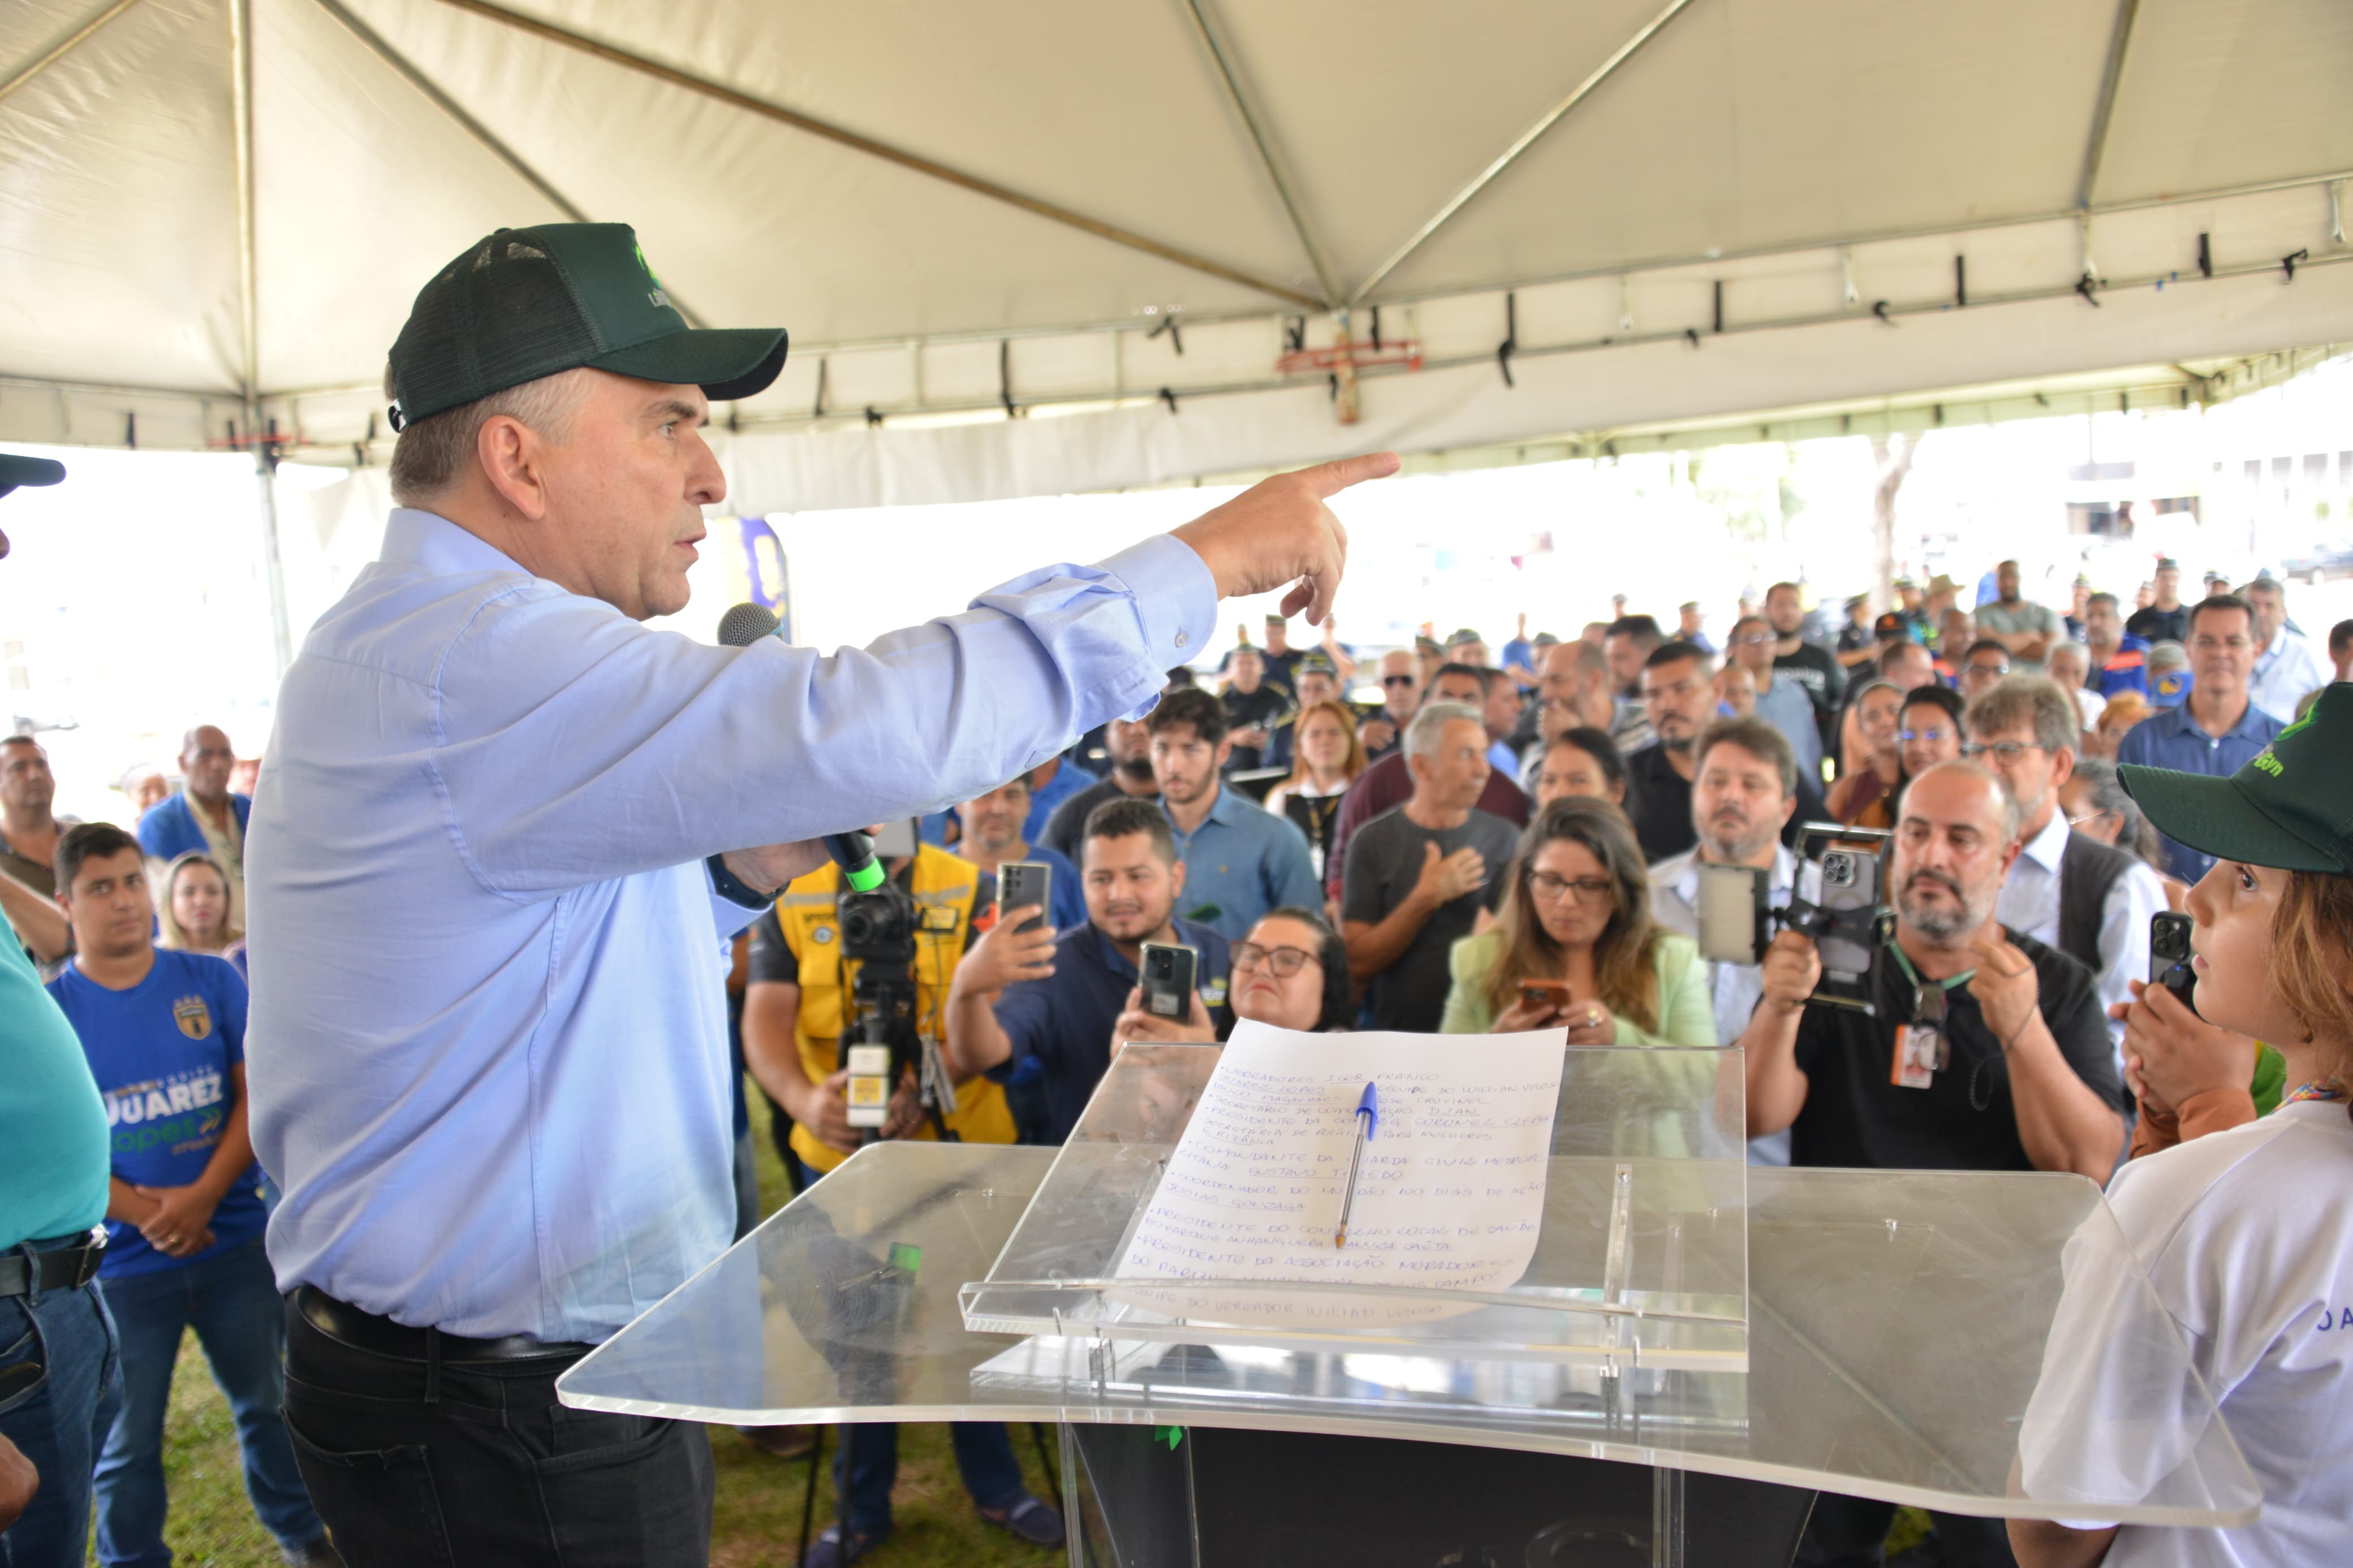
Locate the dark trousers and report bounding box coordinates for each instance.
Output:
[0,1245,119,1568]
[96,1241,322,1566]
[1799,1493,2019,1568]
[281,1301,712,1567]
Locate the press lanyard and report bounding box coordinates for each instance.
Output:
[1888,943,1972,1026]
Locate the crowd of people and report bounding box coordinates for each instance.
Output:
[6,543,2352,1568]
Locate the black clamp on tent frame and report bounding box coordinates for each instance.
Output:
[1159,387,1178,416]
[1149,315,1186,356]
[865,407,884,429]
[2197,233,2213,279]
[1496,293,1518,387]
[1871,300,1895,326]
[2282,248,2311,282]
[998,342,1018,418]
[2075,273,2101,308]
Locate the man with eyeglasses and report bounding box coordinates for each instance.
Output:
[2114,595,2285,881]
[1647,717,1802,1165]
[1726,614,1822,785]
[1956,639,2012,702]
[1627,642,1826,865]
[1966,676,2164,1048]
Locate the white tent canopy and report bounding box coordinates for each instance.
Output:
[6,0,2352,511]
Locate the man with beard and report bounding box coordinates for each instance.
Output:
[945,798,1231,1146]
[1764,581,1846,753]
[1625,643,1824,863]
[1041,716,1159,862]
[1725,613,1822,785]
[1645,717,1802,1165]
[1738,759,2126,1568]
[951,776,1087,933]
[1602,615,1664,754]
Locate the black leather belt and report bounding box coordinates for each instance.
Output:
[296,1286,592,1364]
[0,1230,106,1299]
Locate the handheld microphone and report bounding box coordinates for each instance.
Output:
[717,601,886,892]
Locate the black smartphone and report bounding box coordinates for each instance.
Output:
[1140,941,1198,1020]
[997,860,1051,936]
[2149,912,2198,1016]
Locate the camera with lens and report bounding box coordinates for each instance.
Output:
[834,822,959,1143]
[1695,824,1896,1014]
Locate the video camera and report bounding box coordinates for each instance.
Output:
[1695,824,1896,1015]
[835,820,961,1143]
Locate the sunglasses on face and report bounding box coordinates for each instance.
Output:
[1382,675,1417,686]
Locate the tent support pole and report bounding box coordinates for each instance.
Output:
[230,0,292,676]
[0,0,149,106]
[1349,0,1696,304]
[428,0,1319,309]
[2075,0,2143,211]
[1175,0,1337,305]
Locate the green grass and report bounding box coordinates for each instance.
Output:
[96,1094,1061,1566]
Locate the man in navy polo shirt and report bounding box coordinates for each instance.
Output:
[945,798,1231,1144]
[44,824,333,1568]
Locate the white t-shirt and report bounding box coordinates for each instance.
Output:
[2018,1101,2353,1565]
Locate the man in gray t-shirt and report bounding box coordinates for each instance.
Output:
[1975,559,2063,672]
[1339,704,1522,1032]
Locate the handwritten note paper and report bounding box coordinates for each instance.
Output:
[1111,1021,1566,1327]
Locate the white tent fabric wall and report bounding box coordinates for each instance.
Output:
[5,0,2352,502]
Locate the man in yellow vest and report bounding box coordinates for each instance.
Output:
[742,831,1058,1563]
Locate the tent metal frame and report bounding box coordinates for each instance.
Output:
[428,0,1323,310]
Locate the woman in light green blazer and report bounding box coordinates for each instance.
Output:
[1441,797,1716,1048]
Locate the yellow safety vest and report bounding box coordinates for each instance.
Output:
[772,846,1014,1174]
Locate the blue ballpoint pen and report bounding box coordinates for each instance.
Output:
[1334,1081,1378,1249]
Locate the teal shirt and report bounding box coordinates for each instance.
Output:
[0,938,110,1248]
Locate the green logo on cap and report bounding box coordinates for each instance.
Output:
[2253,703,2319,777]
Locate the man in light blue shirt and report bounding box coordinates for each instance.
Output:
[1144,688,1321,940]
[244,221,1391,1567]
[2113,594,2282,882]
[1727,614,1824,784]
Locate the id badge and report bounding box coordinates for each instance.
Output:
[1890,1023,1937,1090]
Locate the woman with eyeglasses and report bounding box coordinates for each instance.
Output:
[2007,683,2353,1568]
[1825,680,1904,827]
[1439,798,1713,1047]
[1115,906,1351,1039]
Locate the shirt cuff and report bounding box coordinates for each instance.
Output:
[1093,533,1218,692]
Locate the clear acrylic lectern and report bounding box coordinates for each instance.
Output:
[559,1042,2258,1567]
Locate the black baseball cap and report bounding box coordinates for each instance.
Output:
[387,224,787,427]
[2123,683,2353,875]
[0,453,66,499]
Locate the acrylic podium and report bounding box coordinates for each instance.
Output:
[558,1043,2259,1567]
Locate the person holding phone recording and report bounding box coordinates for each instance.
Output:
[2008,682,2353,1568]
[1440,797,1713,1047]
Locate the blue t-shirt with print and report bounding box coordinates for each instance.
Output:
[46,949,266,1278]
